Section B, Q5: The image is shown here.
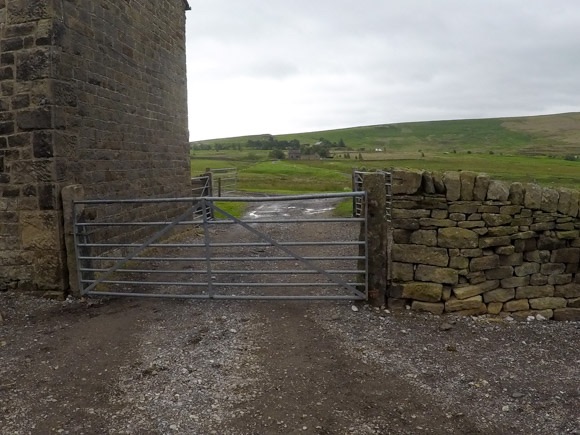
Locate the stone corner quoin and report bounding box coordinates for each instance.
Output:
[389,168,580,321]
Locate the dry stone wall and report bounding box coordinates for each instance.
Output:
[0,0,190,294]
[389,169,580,321]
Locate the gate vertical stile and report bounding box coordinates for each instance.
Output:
[364,190,370,300]
[73,203,87,296]
[201,197,214,298]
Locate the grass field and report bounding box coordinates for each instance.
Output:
[194,112,580,156]
[191,112,580,193]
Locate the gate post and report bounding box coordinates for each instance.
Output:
[61,185,85,297]
[362,173,387,306]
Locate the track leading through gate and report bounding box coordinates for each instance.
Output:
[73,192,368,300]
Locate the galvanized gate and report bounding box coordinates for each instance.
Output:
[208,167,238,196]
[73,192,368,300]
[353,170,393,221]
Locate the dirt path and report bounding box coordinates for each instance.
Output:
[224,302,482,434]
[1,198,579,434]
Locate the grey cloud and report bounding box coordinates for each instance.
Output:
[186,0,580,139]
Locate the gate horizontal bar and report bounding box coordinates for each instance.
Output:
[74,191,365,205]
[85,291,364,300]
[76,217,364,226]
[77,241,364,248]
[81,280,362,287]
[210,218,365,224]
[79,255,365,261]
[80,268,363,275]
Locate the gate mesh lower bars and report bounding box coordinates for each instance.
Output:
[73,192,368,300]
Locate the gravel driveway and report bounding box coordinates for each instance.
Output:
[0,198,579,434]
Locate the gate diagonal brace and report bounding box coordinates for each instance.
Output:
[81,204,197,295]
[209,202,366,299]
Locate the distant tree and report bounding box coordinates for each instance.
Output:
[358,152,363,160]
[269,149,285,159]
[338,138,346,148]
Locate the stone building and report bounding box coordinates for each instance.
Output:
[0,0,191,294]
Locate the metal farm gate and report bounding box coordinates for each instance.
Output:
[208,167,238,196]
[353,170,393,221]
[73,192,368,300]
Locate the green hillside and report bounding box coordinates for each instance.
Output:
[191,113,580,191]
[193,112,580,157]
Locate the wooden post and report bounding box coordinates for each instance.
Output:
[61,185,86,297]
[361,173,387,306]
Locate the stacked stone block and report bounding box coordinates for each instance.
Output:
[0,0,67,291]
[389,169,580,321]
[0,0,190,294]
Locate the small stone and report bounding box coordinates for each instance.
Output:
[351,305,359,312]
[229,328,237,333]
[505,316,514,322]
[439,323,453,331]
[526,316,534,321]
[170,424,178,431]
[446,344,457,352]
[502,405,510,412]
[512,392,525,398]
[535,314,547,321]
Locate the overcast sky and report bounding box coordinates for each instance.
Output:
[185,0,580,141]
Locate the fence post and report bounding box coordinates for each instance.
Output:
[61,185,85,297]
[362,173,387,306]
[204,172,214,219]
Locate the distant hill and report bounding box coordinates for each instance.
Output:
[192,112,580,157]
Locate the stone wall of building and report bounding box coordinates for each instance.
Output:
[389,169,580,321]
[0,0,190,294]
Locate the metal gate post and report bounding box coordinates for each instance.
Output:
[361,173,387,306]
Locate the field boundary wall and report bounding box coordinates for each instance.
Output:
[388,169,580,321]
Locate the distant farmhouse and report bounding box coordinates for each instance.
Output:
[288,149,301,160]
